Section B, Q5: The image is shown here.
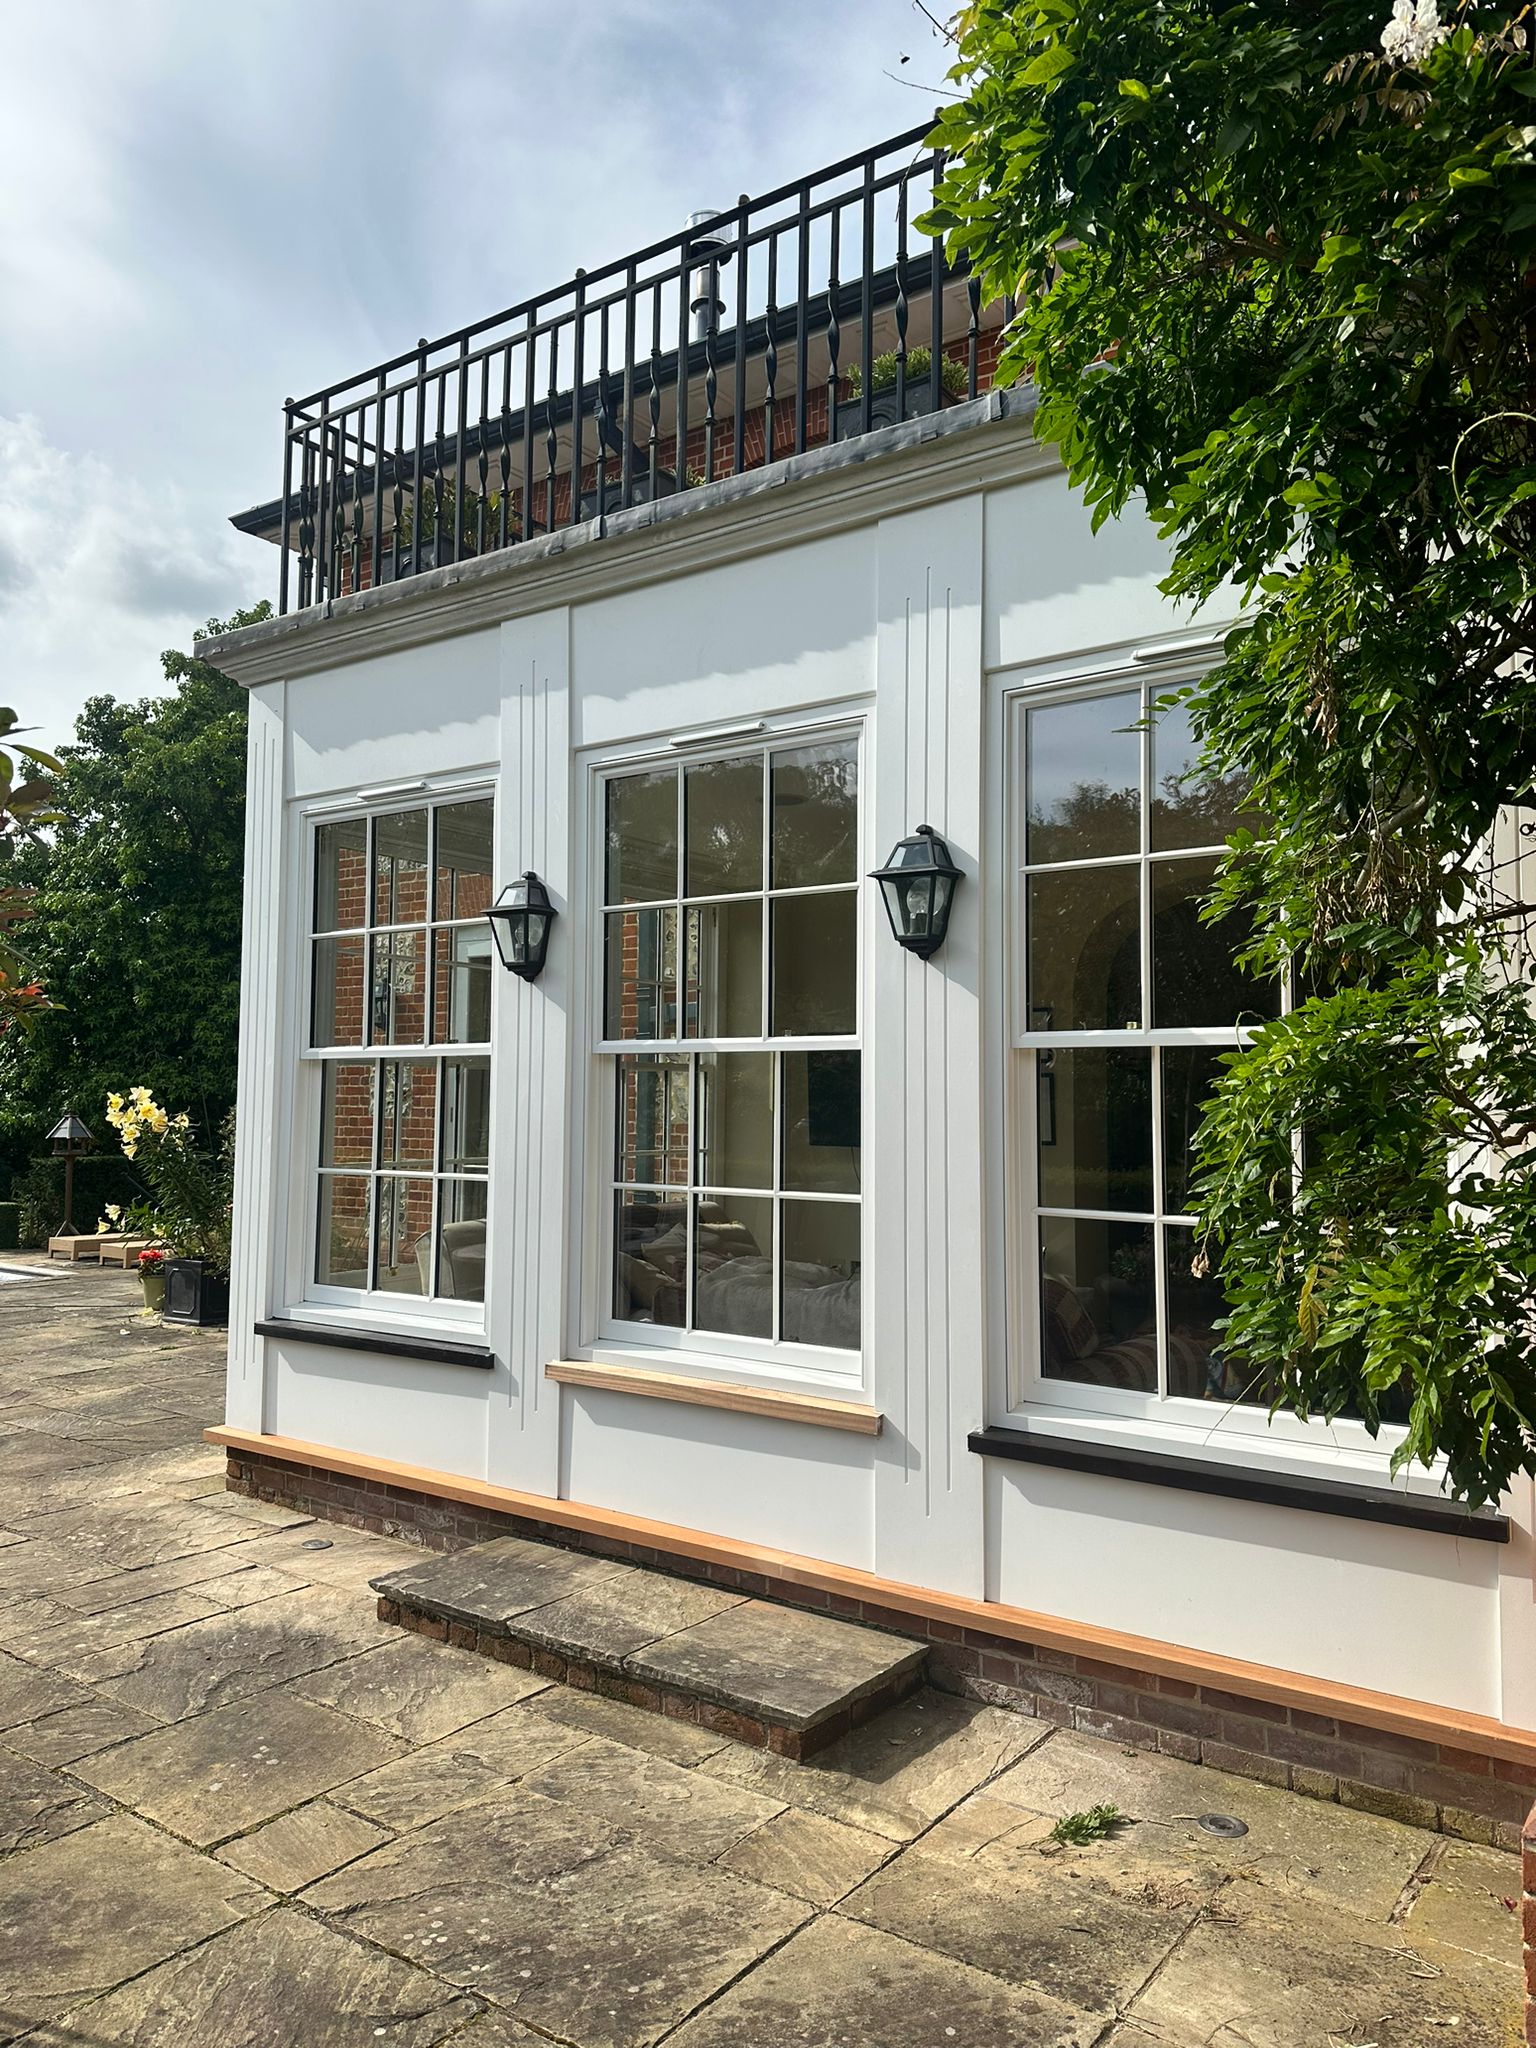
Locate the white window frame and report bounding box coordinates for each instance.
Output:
[571,710,869,1393]
[290,782,496,1336]
[996,657,1423,1478]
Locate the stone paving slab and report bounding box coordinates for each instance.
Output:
[214,1798,393,1892]
[519,1731,788,1860]
[374,1534,629,1630]
[327,1703,593,1832]
[302,1786,811,2048]
[0,1692,160,1765]
[290,1631,552,1742]
[716,1803,896,1904]
[665,1913,1082,2048]
[25,1906,481,2048]
[626,1595,927,1730]
[0,1746,107,1854]
[69,1690,409,1845]
[516,1568,745,1667]
[0,1811,267,2035]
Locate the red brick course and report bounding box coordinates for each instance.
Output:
[229,1445,1531,1844]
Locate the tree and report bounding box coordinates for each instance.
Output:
[0,605,270,1182]
[925,2,1536,1501]
[0,709,64,1033]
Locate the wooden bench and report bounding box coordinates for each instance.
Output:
[47,1233,134,1263]
[100,1237,153,1269]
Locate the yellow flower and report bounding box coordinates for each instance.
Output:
[107,1093,124,1115]
[147,1109,168,1134]
[122,1142,137,1160]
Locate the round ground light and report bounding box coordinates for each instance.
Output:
[1196,1812,1249,1838]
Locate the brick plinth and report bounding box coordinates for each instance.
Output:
[228,1446,1531,1844]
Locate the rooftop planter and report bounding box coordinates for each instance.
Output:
[835,348,969,438]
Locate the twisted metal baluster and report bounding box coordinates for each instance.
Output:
[595,301,611,518]
[477,353,491,555]
[648,286,662,501]
[545,325,560,529]
[498,343,513,548]
[390,389,406,582]
[966,272,980,399]
[894,176,910,421]
[825,206,841,444]
[763,235,779,466]
[702,303,717,484]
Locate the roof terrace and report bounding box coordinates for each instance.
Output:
[231,124,1012,614]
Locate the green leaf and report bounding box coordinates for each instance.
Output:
[1022,42,1076,86]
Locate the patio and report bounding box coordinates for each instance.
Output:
[0,1252,1521,2046]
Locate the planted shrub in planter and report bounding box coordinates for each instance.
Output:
[138,1246,167,1314]
[104,1090,234,1327]
[836,346,970,437]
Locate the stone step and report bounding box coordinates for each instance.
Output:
[371,1536,927,1760]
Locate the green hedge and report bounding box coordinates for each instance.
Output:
[10,1156,152,1248]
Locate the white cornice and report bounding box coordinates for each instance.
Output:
[201,392,1055,690]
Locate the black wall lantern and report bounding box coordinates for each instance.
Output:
[871,824,962,959]
[486,872,557,980]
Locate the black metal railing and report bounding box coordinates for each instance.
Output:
[270,124,1010,614]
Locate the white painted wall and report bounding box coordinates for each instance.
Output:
[224,427,1525,1724]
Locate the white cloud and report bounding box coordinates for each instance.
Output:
[0,416,265,752]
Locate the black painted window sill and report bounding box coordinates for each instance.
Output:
[255,1318,494,1371]
[968,1426,1508,1543]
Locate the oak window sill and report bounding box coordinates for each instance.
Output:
[546,1359,881,1435]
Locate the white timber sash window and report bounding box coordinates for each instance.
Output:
[595,733,863,1378]
[1009,676,1289,1429]
[305,794,493,1315]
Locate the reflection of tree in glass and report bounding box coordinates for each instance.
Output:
[1027,780,1138,865]
[1150,765,1259,849]
[772,744,858,888]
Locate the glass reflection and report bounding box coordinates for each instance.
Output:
[374,810,430,926]
[782,1052,861,1194]
[1026,867,1140,1032]
[312,936,366,1048]
[686,756,763,897]
[370,931,426,1045]
[432,926,491,1044]
[613,1190,689,1325]
[315,819,368,933]
[1161,1047,1228,1216]
[604,908,678,1040]
[615,1056,690,1186]
[606,770,678,905]
[1164,1229,1254,1403]
[771,740,858,888]
[316,1174,371,1289]
[693,1194,774,1339]
[1150,857,1278,1028]
[320,1063,375,1169]
[436,1179,488,1303]
[379,1061,437,1169]
[782,1201,860,1350]
[1036,1049,1152,1214]
[1150,696,1255,851]
[374,1175,433,1294]
[696,1053,772,1190]
[433,800,494,920]
[1040,1217,1156,1391]
[771,893,857,1035]
[1026,692,1140,864]
[684,901,762,1038]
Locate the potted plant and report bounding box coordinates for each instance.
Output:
[835,345,970,438]
[138,1246,167,1314]
[104,1090,234,1327]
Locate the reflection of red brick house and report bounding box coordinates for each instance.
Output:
[206,121,1536,1840]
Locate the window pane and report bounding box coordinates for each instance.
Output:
[371,931,427,1045]
[374,1176,433,1294]
[434,800,494,920]
[1026,692,1140,864]
[606,770,678,905]
[442,1057,491,1171]
[1150,856,1279,1028]
[316,1174,371,1288]
[614,1190,687,1325]
[320,1063,376,1168]
[1162,1047,1227,1217]
[1036,1049,1152,1213]
[379,1061,437,1169]
[783,1052,860,1194]
[771,893,857,1035]
[771,740,858,888]
[693,1194,772,1340]
[685,756,763,897]
[696,1053,772,1190]
[1026,867,1141,1033]
[615,1056,689,1186]
[1164,1229,1254,1403]
[437,1180,487,1303]
[1150,697,1255,851]
[433,926,492,1044]
[782,1201,860,1350]
[604,908,678,1040]
[1040,1217,1156,1391]
[373,810,430,925]
[684,901,762,1038]
[314,819,369,934]
[312,936,367,1047]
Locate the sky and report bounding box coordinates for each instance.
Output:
[0,0,948,754]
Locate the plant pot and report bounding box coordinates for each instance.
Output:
[162,1258,230,1328]
[835,374,953,439]
[140,1268,166,1314]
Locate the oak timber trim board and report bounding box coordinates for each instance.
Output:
[206,1423,1536,1772]
[544,1359,882,1435]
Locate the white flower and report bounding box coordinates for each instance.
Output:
[1381,0,1451,64]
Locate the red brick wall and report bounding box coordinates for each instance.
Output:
[228,1445,1532,1846]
